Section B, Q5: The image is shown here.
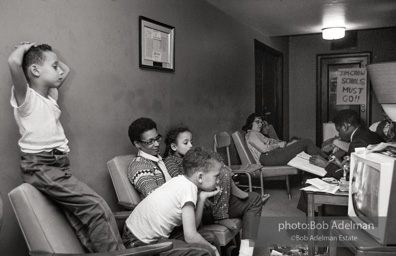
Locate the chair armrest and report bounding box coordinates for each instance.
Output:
[118,202,137,210]
[113,211,132,221]
[29,241,173,256]
[231,164,263,173]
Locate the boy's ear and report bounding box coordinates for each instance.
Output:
[30,65,40,78]
[197,172,203,183]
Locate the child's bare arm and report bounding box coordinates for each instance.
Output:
[182,203,219,255]
[195,189,220,227]
[7,42,36,105]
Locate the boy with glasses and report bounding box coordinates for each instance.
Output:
[127,117,172,198]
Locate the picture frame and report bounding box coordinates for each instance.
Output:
[139,16,175,72]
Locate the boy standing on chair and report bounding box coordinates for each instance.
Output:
[7,41,124,252]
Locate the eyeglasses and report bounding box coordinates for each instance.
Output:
[140,134,162,146]
[254,120,263,124]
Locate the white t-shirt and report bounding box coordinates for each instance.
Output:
[10,85,69,153]
[125,175,198,243]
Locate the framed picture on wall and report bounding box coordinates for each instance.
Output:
[139,16,175,72]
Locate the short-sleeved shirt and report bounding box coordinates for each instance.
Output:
[10,85,69,153]
[125,175,197,243]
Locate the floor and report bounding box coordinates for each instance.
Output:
[243,177,353,256]
[252,178,305,256]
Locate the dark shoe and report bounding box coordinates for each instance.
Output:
[226,245,239,256]
[261,194,271,205]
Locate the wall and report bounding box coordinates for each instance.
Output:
[0,0,288,254]
[289,27,396,142]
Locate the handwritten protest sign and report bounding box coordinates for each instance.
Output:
[336,68,367,105]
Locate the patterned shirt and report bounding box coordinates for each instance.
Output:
[164,154,184,177]
[128,150,167,198]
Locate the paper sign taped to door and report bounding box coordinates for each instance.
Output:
[336,68,367,105]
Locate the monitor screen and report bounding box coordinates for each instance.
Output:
[351,161,379,226]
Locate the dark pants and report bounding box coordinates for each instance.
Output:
[259,139,327,166]
[122,225,218,256]
[228,192,263,240]
[20,152,125,252]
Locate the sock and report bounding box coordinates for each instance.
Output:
[231,181,249,199]
[214,218,237,230]
[239,239,254,256]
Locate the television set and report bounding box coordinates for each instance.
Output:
[348,150,396,245]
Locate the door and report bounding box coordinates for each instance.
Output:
[316,53,371,145]
[255,39,283,139]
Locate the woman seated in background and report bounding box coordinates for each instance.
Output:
[242,113,328,166]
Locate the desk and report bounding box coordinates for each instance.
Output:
[307,190,348,218]
[306,190,348,256]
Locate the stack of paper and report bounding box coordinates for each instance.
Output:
[287,152,327,177]
[300,178,339,194]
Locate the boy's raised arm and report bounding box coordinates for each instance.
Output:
[8,42,36,105]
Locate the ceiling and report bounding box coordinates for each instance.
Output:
[206,0,396,37]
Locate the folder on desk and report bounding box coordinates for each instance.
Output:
[287,152,327,177]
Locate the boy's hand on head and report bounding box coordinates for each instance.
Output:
[10,41,37,58]
[8,41,37,67]
[8,41,38,106]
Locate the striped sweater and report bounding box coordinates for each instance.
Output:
[127,155,165,198]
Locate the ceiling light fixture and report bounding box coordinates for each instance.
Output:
[322,27,346,40]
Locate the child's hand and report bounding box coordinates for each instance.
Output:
[9,41,37,64]
[199,186,221,200]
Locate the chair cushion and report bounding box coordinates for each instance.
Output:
[202,219,242,245]
[8,183,85,253]
[108,154,141,210]
[261,165,298,178]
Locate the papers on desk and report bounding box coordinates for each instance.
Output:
[301,178,340,194]
[287,152,327,177]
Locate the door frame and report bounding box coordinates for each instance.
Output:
[316,52,371,145]
[254,39,284,138]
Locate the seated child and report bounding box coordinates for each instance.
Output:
[163,127,264,256]
[126,118,220,251]
[8,42,124,252]
[163,127,256,230]
[122,146,223,256]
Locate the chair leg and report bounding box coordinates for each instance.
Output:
[260,170,264,197]
[245,173,253,192]
[285,175,291,200]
